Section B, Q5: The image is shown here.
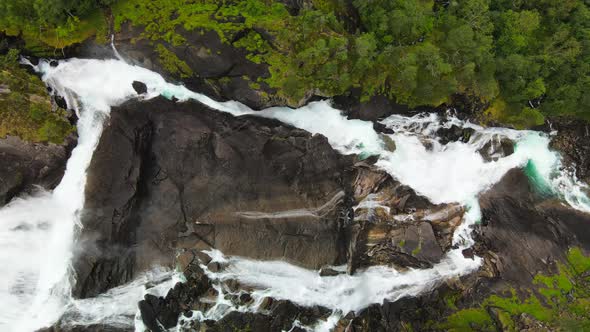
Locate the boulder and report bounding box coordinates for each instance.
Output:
[132,81,147,95]
[436,125,475,145]
[477,137,514,162]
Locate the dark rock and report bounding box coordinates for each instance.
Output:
[79,25,279,109]
[53,95,68,110]
[319,267,342,277]
[373,121,394,134]
[74,97,354,298]
[475,168,590,285]
[49,60,59,67]
[132,81,147,95]
[334,90,409,122]
[356,222,444,269]
[436,125,475,145]
[462,247,475,259]
[211,311,272,332]
[549,117,590,184]
[0,136,72,206]
[37,325,130,332]
[27,56,40,66]
[138,262,210,331]
[478,137,515,162]
[207,262,221,272]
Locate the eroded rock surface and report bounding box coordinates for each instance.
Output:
[75,97,354,298]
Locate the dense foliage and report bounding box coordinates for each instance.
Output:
[1,0,589,127]
[0,0,110,52]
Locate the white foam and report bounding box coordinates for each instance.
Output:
[1,57,587,332]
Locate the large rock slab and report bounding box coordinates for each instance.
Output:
[475,168,590,285]
[74,97,353,298]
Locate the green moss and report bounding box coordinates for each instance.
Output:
[444,291,460,311]
[2,10,108,56]
[411,243,422,256]
[155,44,193,78]
[494,309,516,331]
[0,50,74,143]
[567,247,590,274]
[441,308,495,331]
[440,247,590,331]
[485,291,554,322]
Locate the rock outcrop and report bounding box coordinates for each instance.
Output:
[0,135,72,206]
[74,96,354,298]
[78,25,278,110]
[549,117,590,184]
[474,168,590,285]
[347,165,462,271]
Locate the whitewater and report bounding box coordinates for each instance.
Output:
[0,57,588,331]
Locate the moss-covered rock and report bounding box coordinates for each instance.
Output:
[439,247,590,331]
[0,49,74,144]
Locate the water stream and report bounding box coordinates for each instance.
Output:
[0,58,588,331]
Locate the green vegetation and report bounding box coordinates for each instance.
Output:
[108,0,590,126]
[1,0,589,127]
[0,49,74,143]
[440,247,590,331]
[0,0,110,54]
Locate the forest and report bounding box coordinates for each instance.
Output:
[1,0,588,128]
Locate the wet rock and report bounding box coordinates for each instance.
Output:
[84,25,278,109]
[53,94,68,110]
[436,125,475,145]
[139,263,210,331]
[380,134,396,152]
[549,117,590,184]
[49,60,59,67]
[462,247,475,259]
[348,165,461,271]
[258,297,273,311]
[75,97,353,298]
[319,267,343,277]
[358,222,444,269]
[477,137,514,162]
[37,325,130,332]
[334,91,408,122]
[0,136,71,206]
[132,81,147,95]
[207,262,222,272]
[476,168,590,285]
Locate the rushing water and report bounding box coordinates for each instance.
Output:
[0,57,588,331]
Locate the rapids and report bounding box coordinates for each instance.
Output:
[0,57,588,331]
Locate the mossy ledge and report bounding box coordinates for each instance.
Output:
[0,49,74,144]
[439,247,590,331]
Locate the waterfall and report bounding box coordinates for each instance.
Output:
[0,57,588,331]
